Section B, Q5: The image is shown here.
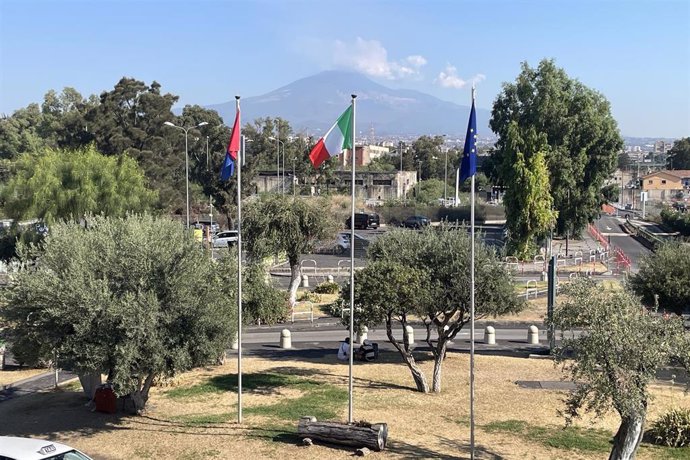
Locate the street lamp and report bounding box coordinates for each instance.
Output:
[269,136,285,195]
[164,121,209,228]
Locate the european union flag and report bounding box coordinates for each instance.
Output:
[459,99,477,182]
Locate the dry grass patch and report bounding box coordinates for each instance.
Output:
[0,366,47,386]
[0,352,687,459]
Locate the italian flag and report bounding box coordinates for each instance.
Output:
[309,105,353,168]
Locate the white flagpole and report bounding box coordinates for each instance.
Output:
[469,86,476,460]
[455,168,460,207]
[236,96,243,425]
[348,94,357,424]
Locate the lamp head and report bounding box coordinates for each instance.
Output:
[164,121,175,127]
[197,122,209,127]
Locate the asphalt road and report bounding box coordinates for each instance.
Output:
[594,214,651,271]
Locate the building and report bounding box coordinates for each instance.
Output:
[640,170,690,202]
[339,145,391,168]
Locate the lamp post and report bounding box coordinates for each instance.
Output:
[164,121,209,228]
[269,136,285,195]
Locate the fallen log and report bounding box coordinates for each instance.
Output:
[297,416,388,452]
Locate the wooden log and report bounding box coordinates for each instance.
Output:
[297,416,388,452]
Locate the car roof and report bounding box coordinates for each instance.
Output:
[0,437,81,459]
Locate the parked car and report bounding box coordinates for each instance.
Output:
[212,230,239,248]
[0,436,93,460]
[335,232,351,254]
[346,212,380,230]
[401,215,431,229]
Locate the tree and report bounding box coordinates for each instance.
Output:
[1,145,157,223]
[490,59,623,237]
[501,122,557,258]
[629,243,690,315]
[0,104,47,159]
[365,228,523,392]
[242,195,339,305]
[601,184,620,204]
[667,137,690,170]
[551,279,688,460]
[348,260,432,391]
[618,152,632,171]
[0,214,237,412]
[411,179,445,205]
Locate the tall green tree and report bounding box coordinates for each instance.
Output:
[502,123,557,258]
[243,195,339,305]
[0,104,46,159]
[0,215,238,412]
[629,242,690,315]
[551,279,688,460]
[365,228,523,392]
[490,59,623,237]
[1,145,156,223]
[667,137,690,170]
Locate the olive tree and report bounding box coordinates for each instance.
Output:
[551,279,688,460]
[242,195,339,306]
[364,227,523,392]
[0,214,237,412]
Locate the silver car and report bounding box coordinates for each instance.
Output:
[212,230,239,248]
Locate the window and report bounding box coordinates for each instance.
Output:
[648,180,653,184]
[372,179,392,186]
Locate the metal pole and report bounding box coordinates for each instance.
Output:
[455,168,460,207]
[236,97,243,424]
[444,148,448,204]
[185,128,190,229]
[399,141,403,172]
[206,136,210,171]
[276,136,280,193]
[469,86,476,460]
[282,144,285,195]
[348,95,357,424]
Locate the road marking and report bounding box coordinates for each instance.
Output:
[601,232,628,236]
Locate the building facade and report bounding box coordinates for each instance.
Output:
[640,170,690,202]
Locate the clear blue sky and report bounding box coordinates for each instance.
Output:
[1,0,688,138]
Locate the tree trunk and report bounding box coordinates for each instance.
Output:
[386,318,429,393]
[609,412,645,460]
[129,373,156,414]
[432,340,448,393]
[297,416,388,451]
[288,262,301,307]
[78,372,102,400]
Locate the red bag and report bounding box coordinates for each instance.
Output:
[94,386,117,414]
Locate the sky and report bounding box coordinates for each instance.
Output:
[1,0,688,138]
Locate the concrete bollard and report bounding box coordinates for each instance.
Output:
[301,274,309,288]
[230,335,239,350]
[327,275,334,283]
[527,325,540,345]
[356,326,368,345]
[404,325,414,345]
[280,329,292,349]
[484,326,496,345]
[541,271,548,282]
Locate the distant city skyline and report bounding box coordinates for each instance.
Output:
[1,0,688,138]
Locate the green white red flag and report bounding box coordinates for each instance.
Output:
[309,105,353,168]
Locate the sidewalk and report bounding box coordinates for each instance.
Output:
[0,369,77,402]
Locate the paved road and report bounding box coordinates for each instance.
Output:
[594,214,651,271]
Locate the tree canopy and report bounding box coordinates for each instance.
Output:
[490,59,623,237]
[1,145,157,223]
[362,227,523,392]
[551,279,688,460]
[0,214,237,412]
[667,137,690,170]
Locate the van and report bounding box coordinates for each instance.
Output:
[346,213,380,230]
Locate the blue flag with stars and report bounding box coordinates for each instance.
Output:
[459,99,477,182]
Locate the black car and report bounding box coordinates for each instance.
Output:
[401,215,431,229]
[346,212,380,230]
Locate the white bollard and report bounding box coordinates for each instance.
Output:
[527,325,540,345]
[484,326,496,345]
[327,275,334,283]
[301,274,309,288]
[356,326,368,345]
[280,329,292,349]
[230,335,239,350]
[404,325,414,345]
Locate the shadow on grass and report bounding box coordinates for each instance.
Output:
[388,437,505,460]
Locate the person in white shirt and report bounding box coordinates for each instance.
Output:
[337,337,350,361]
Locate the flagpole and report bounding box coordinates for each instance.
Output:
[469,85,476,460]
[455,168,460,207]
[348,94,357,424]
[235,96,243,425]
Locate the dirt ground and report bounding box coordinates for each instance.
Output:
[0,367,47,387]
[0,350,687,460]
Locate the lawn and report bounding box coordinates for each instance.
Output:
[0,352,686,460]
[0,366,47,387]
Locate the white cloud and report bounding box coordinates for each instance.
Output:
[435,64,485,89]
[331,38,427,80]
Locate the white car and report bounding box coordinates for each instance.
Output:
[212,230,238,248]
[0,437,92,460]
[335,232,351,254]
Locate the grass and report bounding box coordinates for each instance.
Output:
[483,419,612,453]
[173,412,235,426]
[165,372,307,399]
[246,383,347,421]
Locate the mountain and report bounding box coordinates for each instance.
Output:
[205,71,491,138]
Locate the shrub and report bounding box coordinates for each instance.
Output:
[314,281,340,294]
[297,290,321,303]
[325,297,347,317]
[243,264,290,325]
[650,408,690,447]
